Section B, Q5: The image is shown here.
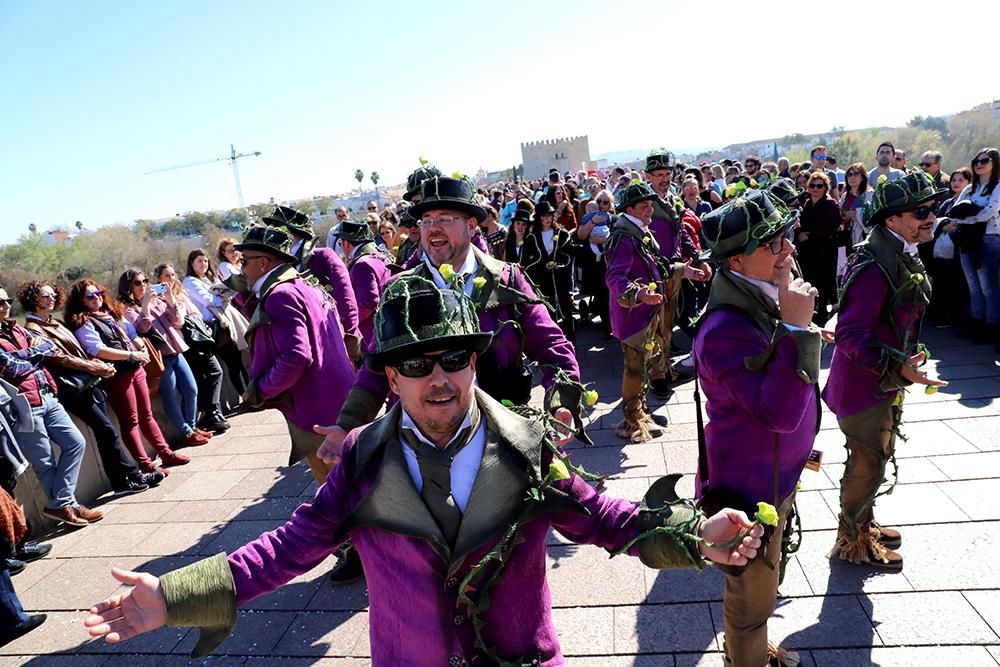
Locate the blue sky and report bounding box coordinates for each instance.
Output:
[1,0,996,245]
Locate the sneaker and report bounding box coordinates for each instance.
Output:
[111,478,150,496]
[0,613,47,648]
[180,431,211,447]
[136,470,166,487]
[43,505,89,528]
[5,558,26,576]
[328,549,365,586]
[15,541,52,563]
[73,505,105,523]
[159,449,190,467]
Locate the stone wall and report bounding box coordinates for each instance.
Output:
[520,136,592,180]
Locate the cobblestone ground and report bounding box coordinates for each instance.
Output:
[3,325,999,666]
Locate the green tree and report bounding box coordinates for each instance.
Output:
[370,170,380,193]
[354,169,364,193]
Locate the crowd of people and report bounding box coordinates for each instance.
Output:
[0,142,995,665]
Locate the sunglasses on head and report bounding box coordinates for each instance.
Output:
[973,156,992,166]
[391,349,474,378]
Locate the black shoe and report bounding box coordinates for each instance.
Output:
[112,478,150,497]
[329,549,365,586]
[669,365,696,384]
[15,541,52,563]
[647,413,669,427]
[5,559,26,576]
[0,613,47,647]
[137,470,166,487]
[649,378,673,400]
[198,412,230,434]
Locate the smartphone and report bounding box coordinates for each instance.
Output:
[150,283,168,297]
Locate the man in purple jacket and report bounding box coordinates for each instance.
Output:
[233,225,357,485]
[331,219,396,349]
[824,172,949,570]
[261,205,363,367]
[84,276,764,666]
[694,190,821,666]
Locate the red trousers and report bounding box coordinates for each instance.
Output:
[103,366,171,467]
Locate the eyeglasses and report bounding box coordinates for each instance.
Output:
[808,183,826,190]
[367,206,378,211]
[907,206,935,221]
[0,299,12,306]
[85,292,103,300]
[763,235,787,255]
[133,278,149,286]
[239,255,267,266]
[918,162,934,168]
[418,215,467,228]
[391,349,474,378]
[846,171,861,177]
[973,156,992,166]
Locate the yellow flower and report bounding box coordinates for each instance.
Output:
[643,236,652,244]
[877,174,888,184]
[924,385,938,395]
[548,458,570,482]
[583,390,599,406]
[755,502,779,527]
[392,245,399,252]
[647,282,657,293]
[439,263,457,281]
[472,276,486,289]
[911,273,925,283]
[644,341,655,351]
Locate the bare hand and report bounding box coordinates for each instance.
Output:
[98,362,116,378]
[638,287,664,305]
[682,261,711,282]
[132,350,150,365]
[698,509,764,566]
[314,424,348,465]
[820,329,835,344]
[899,352,948,387]
[549,407,575,447]
[797,232,810,242]
[83,568,167,644]
[141,289,155,306]
[777,261,817,329]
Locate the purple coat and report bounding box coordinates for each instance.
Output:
[823,263,924,419]
[245,268,355,436]
[225,392,643,665]
[604,220,665,342]
[303,246,361,341]
[348,247,393,346]
[693,309,819,504]
[337,248,579,429]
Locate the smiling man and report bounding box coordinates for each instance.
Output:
[824,172,951,570]
[84,276,764,666]
[694,190,822,666]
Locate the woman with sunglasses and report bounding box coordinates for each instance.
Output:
[795,170,844,325]
[19,280,162,495]
[950,148,1000,345]
[118,268,209,448]
[64,279,189,474]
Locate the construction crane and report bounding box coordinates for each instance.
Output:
[145,144,261,209]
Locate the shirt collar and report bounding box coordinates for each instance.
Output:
[886,228,919,256]
[251,265,282,296]
[730,270,780,305]
[423,249,479,296]
[400,404,475,450]
[622,213,647,231]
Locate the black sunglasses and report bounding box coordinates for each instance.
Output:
[973,156,992,166]
[808,183,826,189]
[392,349,474,378]
[133,278,149,286]
[0,298,12,306]
[918,162,934,168]
[909,206,935,220]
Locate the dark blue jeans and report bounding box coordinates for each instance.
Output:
[63,387,139,487]
[0,562,28,628]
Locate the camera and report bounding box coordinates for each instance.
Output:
[150,283,168,297]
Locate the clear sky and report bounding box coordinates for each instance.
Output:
[1,0,996,246]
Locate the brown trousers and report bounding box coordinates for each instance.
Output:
[723,492,796,666]
[619,309,668,438]
[836,397,899,534]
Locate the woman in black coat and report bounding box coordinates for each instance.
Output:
[519,201,580,341]
[796,170,844,325]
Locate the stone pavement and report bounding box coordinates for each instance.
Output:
[3,326,1000,666]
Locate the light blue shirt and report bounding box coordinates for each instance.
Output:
[399,406,485,513]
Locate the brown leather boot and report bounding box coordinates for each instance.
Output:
[42,506,89,528]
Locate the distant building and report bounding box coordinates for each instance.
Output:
[520,135,596,180]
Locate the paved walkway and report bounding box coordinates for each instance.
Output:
[3,326,1000,666]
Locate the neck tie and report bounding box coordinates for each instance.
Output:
[400,405,481,548]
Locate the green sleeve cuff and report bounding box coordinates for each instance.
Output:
[335,387,384,431]
[160,552,237,658]
[617,281,642,309]
[780,324,822,384]
[877,344,913,393]
[634,474,707,570]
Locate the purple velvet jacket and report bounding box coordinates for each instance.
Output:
[347,244,394,346]
[649,194,698,263]
[604,217,668,342]
[301,245,361,342]
[245,267,355,445]
[336,247,579,430]
[693,309,820,504]
[225,391,646,665]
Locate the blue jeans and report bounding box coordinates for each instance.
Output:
[16,393,86,510]
[0,563,29,628]
[960,234,1000,324]
[159,354,199,436]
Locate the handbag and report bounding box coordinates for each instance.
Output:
[48,366,101,404]
[181,315,215,349]
[949,200,987,254]
[209,316,233,349]
[138,336,165,395]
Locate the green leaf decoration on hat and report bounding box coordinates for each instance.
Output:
[418,155,429,166]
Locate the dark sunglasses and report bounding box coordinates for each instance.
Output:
[392,349,474,378]
[973,156,992,166]
[808,183,826,189]
[85,292,103,300]
[0,298,12,306]
[918,162,934,168]
[133,278,149,286]
[908,206,935,220]
[846,171,861,177]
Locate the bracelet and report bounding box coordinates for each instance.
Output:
[128,351,133,362]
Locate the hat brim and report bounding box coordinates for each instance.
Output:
[616,193,658,214]
[402,189,419,202]
[232,241,297,264]
[331,223,373,244]
[699,211,799,263]
[365,333,494,372]
[868,187,950,226]
[263,217,313,238]
[409,199,488,223]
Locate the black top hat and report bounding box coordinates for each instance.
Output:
[700,189,799,261]
[233,224,298,263]
[534,201,555,220]
[366,275,493,371]
[863,171,951,227]
[615,181,659,213]
[332,219,375,245]
[408,177,488,222]
[404,164,443,202]
[398,210,418,229]
[262,205,313,238]
[512,206,533,223]
[645,149,676,172]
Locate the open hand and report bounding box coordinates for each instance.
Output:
[698,509,764,566]
[900,352,948,387]
[638,287,664,305]
[549,407,575,447]
[83,568,167,643]
[314,424,348,464]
